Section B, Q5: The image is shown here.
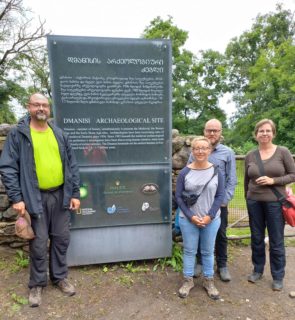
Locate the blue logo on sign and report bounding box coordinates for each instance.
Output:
[107,205,116,214]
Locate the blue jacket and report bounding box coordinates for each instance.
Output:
[0,115,80,216]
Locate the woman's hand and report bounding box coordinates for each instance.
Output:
[191,215,211,227]
[256,176,274,186]
[191,216,203,226]
[202,215,212,225]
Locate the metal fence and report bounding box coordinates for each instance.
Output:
[228,156,248,227]
[228,155,295,228]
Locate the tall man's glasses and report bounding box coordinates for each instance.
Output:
[205,129,221,134]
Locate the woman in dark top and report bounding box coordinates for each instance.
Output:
[175,136,224,300]
[244,119,295,291]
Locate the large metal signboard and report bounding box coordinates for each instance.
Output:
[47,35,172,265]
[47,36,170,165]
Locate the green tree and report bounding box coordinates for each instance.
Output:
[0,0,47,121]
[0,82,16,123]
[226,4,294,101]
[22,46,51,100]
[142,16,227,134]
[225,4,295,152]
[246,41,295,151]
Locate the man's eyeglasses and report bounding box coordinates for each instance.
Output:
[192,147,210,152]
[29,103,50,109]
[205,129,221,134]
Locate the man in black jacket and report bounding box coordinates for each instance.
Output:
[0,93,80,307]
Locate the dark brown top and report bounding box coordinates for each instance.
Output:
[244,146,295,201]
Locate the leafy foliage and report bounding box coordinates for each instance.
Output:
[0,0,48,117]
[153,242,183,272]
[15,250,29,268]
[11,293,28,305]
[226,4,295,152]
[142,16,227,133]
[120,261,149,273]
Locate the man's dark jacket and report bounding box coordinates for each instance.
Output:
[0,115,80,216]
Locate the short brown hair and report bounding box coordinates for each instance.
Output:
[254,119,276,136]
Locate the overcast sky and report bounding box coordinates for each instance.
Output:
[24,0,295,53]
[22,0,295,118]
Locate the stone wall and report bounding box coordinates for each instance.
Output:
[0,124,193,248]
[172,129,195,190]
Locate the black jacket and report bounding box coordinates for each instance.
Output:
[0,115,80,216]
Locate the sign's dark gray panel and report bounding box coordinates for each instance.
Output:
[71,166,170,228]
[47,36,171,165]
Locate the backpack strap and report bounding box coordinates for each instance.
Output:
[199,165,218,194]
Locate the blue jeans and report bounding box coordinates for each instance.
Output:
[247,199,285,280]
[179,215,221,278]
[196,206,229,268]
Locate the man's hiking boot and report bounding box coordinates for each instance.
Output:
[218,267,231,282]
[29,286,42,307]
[57,279,76,296]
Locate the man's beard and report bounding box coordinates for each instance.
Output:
[209,137,220,147]
[35,113,48,121]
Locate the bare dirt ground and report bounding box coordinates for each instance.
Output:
[1,242,295,320]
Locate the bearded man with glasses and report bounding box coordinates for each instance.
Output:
[0,93,80,307]
[187,119,237,282]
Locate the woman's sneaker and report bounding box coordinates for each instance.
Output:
[178,276,194,298]
[203,277,220,300]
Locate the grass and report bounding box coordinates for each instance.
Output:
[0,257,8,270]
[120,261,149,273]
[9,250,29,273]
[227,226,295,247]
[227,227,251,237]
[11,293,28,305]
[0,250,29,274]
[114,275,134,288]
[153,242,183,272]
[229,159,246,210]
[15,250,29,268]
[227,227,251,246]
[285,237,295,247]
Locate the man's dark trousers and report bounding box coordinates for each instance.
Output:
[215,206,228,268]
[29,187,70,288]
